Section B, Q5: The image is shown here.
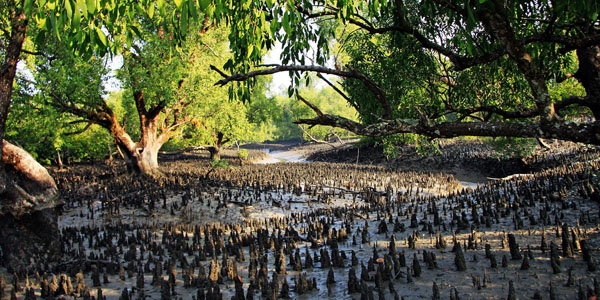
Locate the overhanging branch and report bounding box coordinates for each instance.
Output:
[294,114,600,145]
[211,64,392,119]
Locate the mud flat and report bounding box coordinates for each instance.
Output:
[1,141,599,300]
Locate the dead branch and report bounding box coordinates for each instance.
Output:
[298,125,337,149]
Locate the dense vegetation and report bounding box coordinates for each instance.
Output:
[1,0,599,176]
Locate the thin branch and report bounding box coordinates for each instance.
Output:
[210,64,230,78]
[298,125,336,149]
[200,40,220,57]
[316,73,353,103]
[21,49,55,60]
[147,100,166,120]
[297,94,323,117]
[63,123,92,136]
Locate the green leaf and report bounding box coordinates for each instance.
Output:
[465,4,476,30]
[72,1,81,29]
[189,0,198,19]
[174,0,183,7]
[282,13,290,34]
[206,3,215,16]
[48,14,60,41]
[180,3,188,35]
[76,0,87,19]
[95,26,107,46]
[148,3,155,18]
[65,0,73,18]
[87,0,96,14]
[247,44,254,58]
[35,14,47,29]
[24,0,34,16]
[199,0,209,10]
[130,25,142,38]
[125,29,133,47]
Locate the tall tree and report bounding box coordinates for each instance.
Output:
[0,0,168,175]
[30,24,231,175]
[211,0,600,145]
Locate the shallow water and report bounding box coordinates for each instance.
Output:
[255,149,307,164]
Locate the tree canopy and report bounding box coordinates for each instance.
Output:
[2,0,600,175]
[211,0,600,145]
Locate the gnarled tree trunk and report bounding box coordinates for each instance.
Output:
[0,141,61,271]
[208,145,221,161]
[118,143,161,175]
[0,8,60,272]
[574,46,600,120]
[0,9,28,194]
[112,119,166,177]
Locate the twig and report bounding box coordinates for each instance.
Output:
[210,65,230,79]
[297,94,324,117]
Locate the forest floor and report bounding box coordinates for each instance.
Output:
[2,138,600,300]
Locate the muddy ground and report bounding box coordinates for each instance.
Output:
[1,139,600,300]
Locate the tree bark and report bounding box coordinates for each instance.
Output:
[114,130,162,176]
[0,140,61,271]
[0,7,61,272]
[574,46,600,120]
[0,9,28,193]
[209,132,227,161]
[294,114,600,145]
[209,145,221,161]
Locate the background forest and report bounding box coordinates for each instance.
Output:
[7,53,356,165]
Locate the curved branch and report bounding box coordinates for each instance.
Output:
[211,64,392,119]
[63,122,92,136]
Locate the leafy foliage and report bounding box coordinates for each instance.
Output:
[6,78,112,163]
[208,0,600,146]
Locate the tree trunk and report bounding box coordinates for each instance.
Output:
[209,131,227,161]
[0,141,61,271]
[135,143,160,175]
[0,10,28,193]
[0,8,60,272]
[574,46,600,120]
[117,142,161,176]
[209,145,221,161]
[113,119,163,176]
